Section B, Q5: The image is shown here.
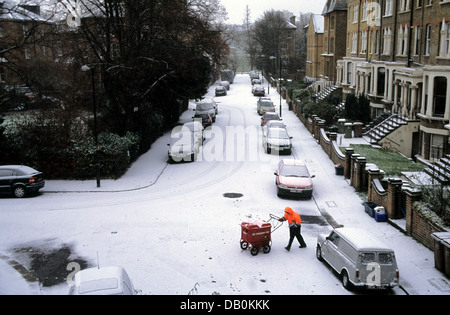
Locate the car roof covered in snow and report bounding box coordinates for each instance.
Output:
[334,228,393,252]
[70,266,132,295]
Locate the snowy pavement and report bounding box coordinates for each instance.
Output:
[0,74,449,295]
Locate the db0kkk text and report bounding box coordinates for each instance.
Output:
[180,299,270,312]
[223,299,270,310]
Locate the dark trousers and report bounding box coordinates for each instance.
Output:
[287,225,306,249]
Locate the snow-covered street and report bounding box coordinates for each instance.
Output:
[0,74,449,295]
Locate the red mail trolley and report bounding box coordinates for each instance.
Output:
[240,214,282,256]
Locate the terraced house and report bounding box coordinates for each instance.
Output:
[334,0,450,164]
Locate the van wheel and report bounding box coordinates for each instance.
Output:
[341,270,353,290]
[316,245,323,261]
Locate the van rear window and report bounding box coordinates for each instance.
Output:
[361,253,375,264]
[379,253,393,264]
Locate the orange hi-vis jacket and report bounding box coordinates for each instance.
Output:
[284,207,302,227]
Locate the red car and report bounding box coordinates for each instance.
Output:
[274,159,315,199]
[261,112,281,126]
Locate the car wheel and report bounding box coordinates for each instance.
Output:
[240,241,248,250]
[13,186,26,198]
[341,270,353,290]
[250,247,259,256]
[316,245,323,261]
[263,245,271,254]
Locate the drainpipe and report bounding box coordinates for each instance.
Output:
[407,0,414,68]
[393,0,398,62]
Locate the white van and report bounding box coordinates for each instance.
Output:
[68,266,135,295]
[195,98,217,122]
[316,227,399,290]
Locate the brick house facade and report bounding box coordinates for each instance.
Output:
[335,0,450,163]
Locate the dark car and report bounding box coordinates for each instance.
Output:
[0,165,45,198]
[215,86,227,96]
[193,113,212,128]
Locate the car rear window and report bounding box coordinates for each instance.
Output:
[361,253,376,264]
[378,253,394,264]
[16,167,38,175]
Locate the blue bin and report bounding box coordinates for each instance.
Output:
[364,202,377,218]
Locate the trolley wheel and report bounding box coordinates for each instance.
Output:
[263,245,271,254]
[240,241,248,250]
[250,247,259,256]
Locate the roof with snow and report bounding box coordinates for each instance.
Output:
[310,14,324,34]
[0,0,48,22]
[322,0,348,15]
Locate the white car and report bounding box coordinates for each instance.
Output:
[263,127,292,155]
[195,98,217,122]
[68,266,135,295]
[262,120,286,137]
[183,121,204,144]
[168,130,200,163]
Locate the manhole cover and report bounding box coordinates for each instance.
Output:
[223,193,244,199]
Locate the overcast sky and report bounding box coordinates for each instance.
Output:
[221,0,327,24]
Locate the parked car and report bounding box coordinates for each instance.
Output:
[257,97,271,108]
[262,120,286,137]
[257,100,275,115]
[260,111,281,126]
[219,81,230,90]
[215,86,227,96]
[68,266,135,295]
[252,85,265,97]
[251,79,262,85]
[183,121,204,144]
[249,71,260,81]
[0,165,45,198]
[274,159,314,199]
[195,98,217,122]
[168,130,200,163]
[193,113,212,128]
[263,127,293,155]
[316,227,400,290]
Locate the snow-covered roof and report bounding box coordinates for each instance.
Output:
[335,228,393,252]
[311,14,324,34]
[0,0,48,22]
[322,0,348,15]
[284,20,297,30]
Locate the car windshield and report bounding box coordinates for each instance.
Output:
[267,122,285,128]
[197,103,213,110]
[264,114,279,120]
[280,165,310,177]
[269,129,289,139]
[261,101,274,107]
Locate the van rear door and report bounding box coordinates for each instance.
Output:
[359,251,398,288]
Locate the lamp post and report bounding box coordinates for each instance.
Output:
[81,65,101,188]
[270,55,283,117]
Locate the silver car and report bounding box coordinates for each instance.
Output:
[263,127,292,155]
